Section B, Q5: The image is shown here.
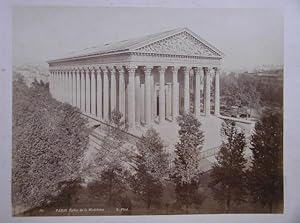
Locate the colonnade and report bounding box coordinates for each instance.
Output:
[49,65,220,130]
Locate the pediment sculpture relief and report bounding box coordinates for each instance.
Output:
[136,32,219,57]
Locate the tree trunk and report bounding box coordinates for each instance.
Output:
[147,193,151,210]
[186,185,189,214]
[226,188,231,213]
[108,171,113,208]
[268,201,273,213]
[185,204,189,214]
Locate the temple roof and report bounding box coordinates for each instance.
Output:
[48,27,224,63]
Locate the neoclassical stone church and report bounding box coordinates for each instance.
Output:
[48,27,224,131]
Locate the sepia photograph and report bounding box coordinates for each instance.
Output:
[11,6,283,216]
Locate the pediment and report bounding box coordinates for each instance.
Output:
[133,31,221,57]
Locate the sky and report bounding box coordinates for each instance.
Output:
[13,7,283,72]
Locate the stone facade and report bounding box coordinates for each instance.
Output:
[48,28,223,131]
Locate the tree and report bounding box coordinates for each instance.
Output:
[90,109,132,208]
[12,78,89,213]
[220,73,262,117]
[209,121,247,212]
[88,168,128,208]
[238,76,261,117]
[247,109,283,212]
[130,128,169,209]
[172,113,205,213]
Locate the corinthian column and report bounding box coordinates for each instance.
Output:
[75,69,80,108]
[171,66,179,121]
[64,71,67,103]
[214,67,220,116]
[127,66,136,130]
[117,66,126,119]
[96,68,102,119]
[64,71,68,103]
[194,67,202,118]
[67,71,71,104]
[60,71,64,102]
[72,70,75,105]
[183,67,190,113]
[144,66,152,125]
[204,67,211,116]
[110,67,117,112]
[68,70,72,104]
[85,68,91,114]
[102,67,109,121]
[135,73,141,125]
[58,71,61,101]
[91,68,97,116]
[158,66,167,123]
[49,71,52,95]
[80,68,86,112]
[62,71,65,102]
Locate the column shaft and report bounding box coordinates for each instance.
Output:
[110,69,117,112]
[67,72,70,103]
[76,70,80,108]
[103,68,109,121]
[204,68,211,116]
[86,70,91,114]
[172,67,179,121]
[80,70,86,112]
[49,71,52,96]
[214,68,220,116]
[118,67,126,118]
[194,68,201,118]
[151,74,155,121]
[64,71,68,103]
[96,69,102,118]
[69,72,73,105]
[159,66,166,123]
[58,72,61,101]
[127,67,136,129]
[183,67,190,113]
[144,67,152,125]
[135,74,141,124]
[140,83,145,123]
[91,70,96,115]
[60,71,64,102]
[72,71,76,106]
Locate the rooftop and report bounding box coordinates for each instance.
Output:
[48,27,224,63]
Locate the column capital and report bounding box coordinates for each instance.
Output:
[115,65,125,74]
[203,67,212,73]
[157,66,167,73]
[181,66,191,73]
[213,66,220,71]
[90,67,99,74]
[213,67,220,76]
[100,66,109,73]
[125,66,137,75]
[193,67,204,75]
[88,66,95,72]
[170,66,180,72]
[80,67,88,72]
[106,66,114,72]
[142,66,153,75]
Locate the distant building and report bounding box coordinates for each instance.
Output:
[240,70,283,87]
[14,65,49,87]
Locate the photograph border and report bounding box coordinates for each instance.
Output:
[1,0,300,222]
